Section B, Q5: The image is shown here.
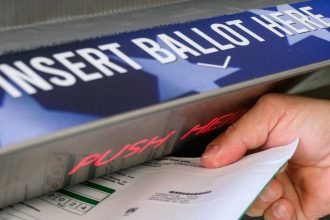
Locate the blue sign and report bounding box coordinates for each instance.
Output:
[0,0,329,147]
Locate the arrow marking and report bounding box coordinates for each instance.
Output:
[197,56,232,69]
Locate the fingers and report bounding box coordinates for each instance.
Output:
[247,179,284,217]
[201,94,286,168]
[264,198,296,220]
[247,179,296,220]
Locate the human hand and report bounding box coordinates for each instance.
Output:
[201,94,330,220]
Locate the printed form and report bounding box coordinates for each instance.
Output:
[0,140,298,220]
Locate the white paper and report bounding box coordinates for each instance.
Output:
[0,139,298,220]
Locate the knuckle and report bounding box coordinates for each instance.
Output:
[223,123,242,144]
[246,205,264,217]
[225,123,237,135]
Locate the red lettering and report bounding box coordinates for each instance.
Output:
[138,130,176,153]
[94,144,130,166]
[180,124,205,141]
[93,150,112,166]
[180,110,247,140]
[67,110,247,176]
[217,113,236,128]
[123,139,148,158]
[225,109,247,124]
[68,154,100,175]
[197,118,223,135]
[198,113,238,134]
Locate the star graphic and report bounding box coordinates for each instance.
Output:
[0,95,99,148]
[251,4,330,45]
[132,56,240,101]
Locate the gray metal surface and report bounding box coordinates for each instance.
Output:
[0,0,301,55]
[0,0,191,29]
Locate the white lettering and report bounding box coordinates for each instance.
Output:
[99,43,142,70]
[158,34,201,59]
[132,38,177,64]
[0,62,52,95]
[54,51,103,82]
[30,57,76,87]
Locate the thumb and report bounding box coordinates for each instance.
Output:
[201,94,286,168]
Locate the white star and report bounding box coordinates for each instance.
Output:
[0,95,99,147]
[133,56,240,101]
[251,4,330,45]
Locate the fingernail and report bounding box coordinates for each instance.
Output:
[202,145,219,159]
[260,187,277,202]
[273,203,289,218]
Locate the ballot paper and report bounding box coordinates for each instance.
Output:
[0,140,298,220]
